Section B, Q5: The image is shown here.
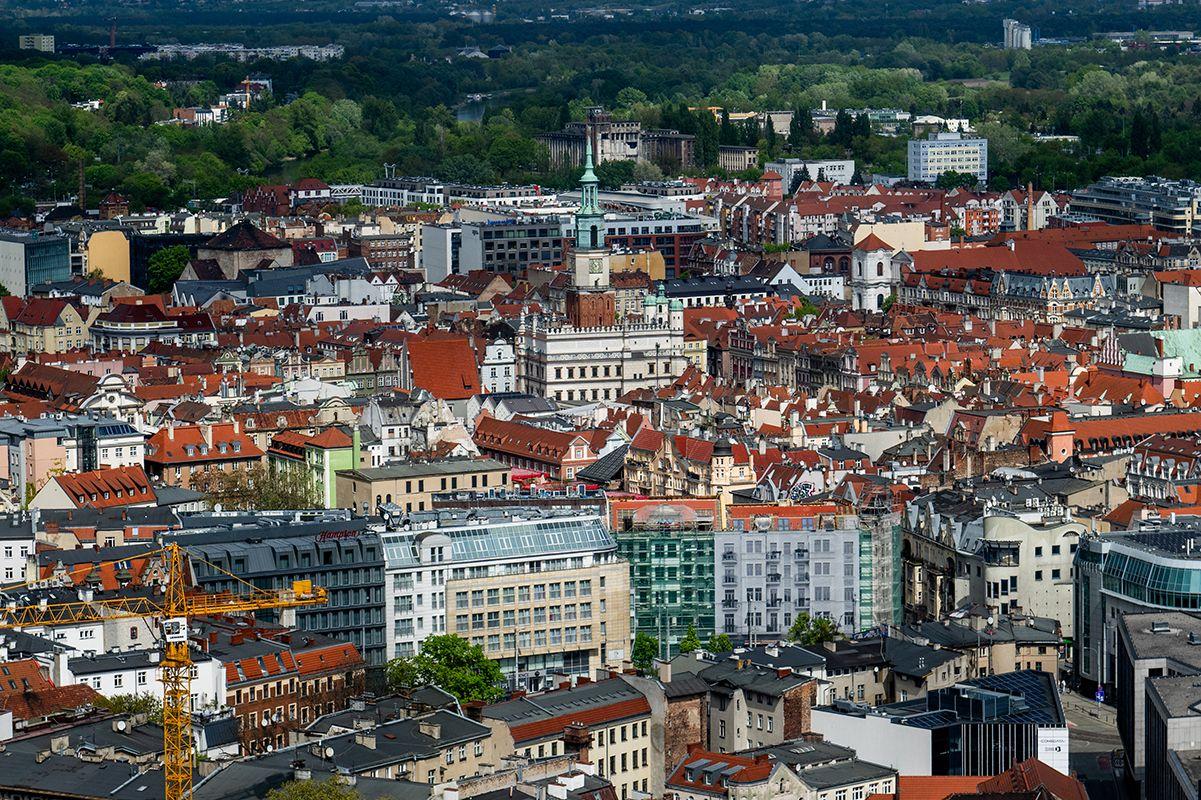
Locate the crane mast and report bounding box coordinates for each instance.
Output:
[0,542,328,800]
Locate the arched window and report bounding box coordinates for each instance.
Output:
[876,261,885,277]
[590,224,599,248]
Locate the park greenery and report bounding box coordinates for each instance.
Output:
[266,777,363,800]
[3,0,1201,215]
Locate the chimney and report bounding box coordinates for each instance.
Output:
[563,722,592,763]
[418,720,442,739]
[463,701,485,722]
[1025,182,1035,231]
[354,730,376,750]
[657,660,673,683]
[167,426,175,441]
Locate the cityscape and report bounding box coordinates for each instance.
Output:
[1,0,1201,799]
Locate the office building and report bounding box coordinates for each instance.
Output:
[1003,19,1033,50]
[609,498,718,657]
[596,213,709,278]
[811,671,1068,776]
[1114,611,1201,792]
[906,132,989,184]
[716,504,867,641]
[0,231,71,297]
[172,511,388,665]
[458,212,566,274]
[379,507,630,688]
[1145,670,1201,800]
[420,223,461,282]
[1075,520,1201,693]
[718,146,760,174]
[1071,176,1201,233]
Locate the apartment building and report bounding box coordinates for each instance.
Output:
[610,497,719,658]
[379,508,630,687]
[484,677,660,800]
[717,504,867,640]
[906,132,988,184]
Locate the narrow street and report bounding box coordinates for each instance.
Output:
[1063,692,1127,800]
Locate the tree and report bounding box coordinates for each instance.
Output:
[385,634,505,703]
[146,245,191,293]
[719,110,738,146]
[191,463,323,511]
[707,633,734,653]
[97,693,163,723]
[788,108,815,149]
[935,170,979,190]
[678,623,702,654]
[881,293,897,312]
[632,632,658,674]
[266,777,363,800]
[786,612,841,646]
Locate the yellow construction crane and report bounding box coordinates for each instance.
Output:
[0,542,327,800]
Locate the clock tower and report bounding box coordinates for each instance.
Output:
[566,140,616,328]
[571,140,610,290]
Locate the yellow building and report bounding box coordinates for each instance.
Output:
[335,458,511,515]
[3,299,94,354]
[86,229,133,284]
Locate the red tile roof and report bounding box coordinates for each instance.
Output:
[0,681,103,721]
[887,776,991,800]
[856,233,895,252]
[508,695,651,744]
[407,337,481,400]
[978,760,1087,800]
[12,298,72,327]
[293,642,364,676]
[53,465,157,510]
[667,748,774,795]
[145,423,264,465]
[474,417,591,465]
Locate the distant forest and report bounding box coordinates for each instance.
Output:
[1,0,1201,214]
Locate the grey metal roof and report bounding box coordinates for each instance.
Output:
[340,458,509,482]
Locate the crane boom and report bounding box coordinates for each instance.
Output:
[0,543,328,800]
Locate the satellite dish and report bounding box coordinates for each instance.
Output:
[324,747,335,759]
[266,744,275,752]
[116,720,128,731]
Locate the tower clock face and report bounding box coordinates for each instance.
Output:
[589,258,604,274]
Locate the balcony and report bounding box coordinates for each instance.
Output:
[722,552,738,562]
[722,598,739,608]
[767,573,782,584]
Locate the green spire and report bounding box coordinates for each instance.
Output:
[575,137,603,250]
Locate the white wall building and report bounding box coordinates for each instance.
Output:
[58,648,226,712]
[907,132,989,184]
[482,340,516,394]
[849,235,901,311]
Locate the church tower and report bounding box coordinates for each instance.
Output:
[567,140,616,328]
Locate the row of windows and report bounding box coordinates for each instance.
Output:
[454,580,592,608]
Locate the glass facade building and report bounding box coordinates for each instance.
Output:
[1074,525,1201,692]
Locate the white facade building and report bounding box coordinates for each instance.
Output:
[482,340,516,394]
[59,648,226,712]
[907,132,989,184]
[850,236,901,311]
